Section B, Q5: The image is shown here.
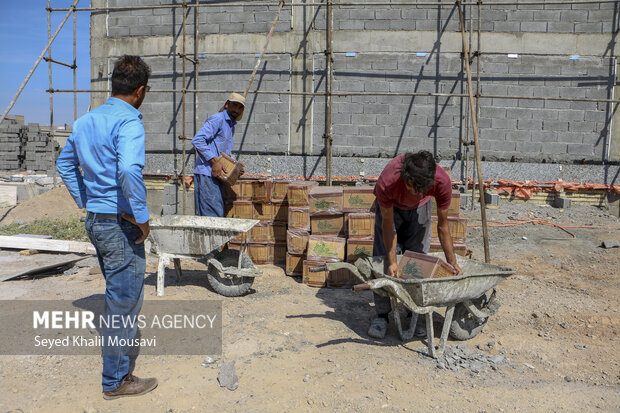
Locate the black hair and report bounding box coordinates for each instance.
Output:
[400,150,436,194]
[111,55,151,96]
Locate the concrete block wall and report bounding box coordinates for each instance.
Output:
[107,0,291,38]
[91,0,620,173]
[138,53,290,157]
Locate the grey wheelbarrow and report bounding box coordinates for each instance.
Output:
[149,215,262,297]
[310,253,514,358]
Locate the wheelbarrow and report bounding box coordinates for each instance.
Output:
[310,253,514,358]
[149,215,262,297]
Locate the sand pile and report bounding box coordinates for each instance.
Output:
[0,186,83,225]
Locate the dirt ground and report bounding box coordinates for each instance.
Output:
[0,193,619,412]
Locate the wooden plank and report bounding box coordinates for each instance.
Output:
[0,235,95,254]
[0,254,88,282]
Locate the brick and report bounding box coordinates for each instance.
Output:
[493,21,521,32]
[543,120,569,132]
[569,121,597,133]
[520,21,547,32]
[567,143,594,156]
[554,196,572,209]
[547,22,575,32]
[575,22,603,33]
[505,130,532,142]
[531,110,559,121]
[541,142,568,154]
[491,118,517,129]
[515,142,542,153]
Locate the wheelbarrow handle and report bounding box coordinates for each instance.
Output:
[352,283,370,292]
[308,265,328,273]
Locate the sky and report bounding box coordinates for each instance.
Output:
[0,1,91,127]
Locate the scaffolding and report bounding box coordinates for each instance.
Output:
[2,0,620,262]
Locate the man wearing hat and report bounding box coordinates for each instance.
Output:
[192,92,246,217]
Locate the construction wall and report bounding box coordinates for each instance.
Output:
[89,0,620,176]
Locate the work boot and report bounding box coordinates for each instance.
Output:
[367,317,388,339]
[102,374,158,400]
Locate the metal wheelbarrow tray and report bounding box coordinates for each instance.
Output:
[313,253,514,358]
[149,215,262,297]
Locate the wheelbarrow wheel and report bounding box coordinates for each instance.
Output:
[449,294,488,341]
[207,249,254,297]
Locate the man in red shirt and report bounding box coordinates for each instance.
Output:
[369,150,463,339]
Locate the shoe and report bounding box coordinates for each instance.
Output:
[103,374,158,400]
[414,323,427,338]
[367,317,388,339]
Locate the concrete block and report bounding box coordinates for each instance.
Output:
[554,196,572,209]
[484,192,499,209]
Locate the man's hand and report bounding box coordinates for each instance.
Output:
[210,158,223,178]
[387,263,400,277]
[239,162,245,175]
[448,260,463,276]
[121,213,150,244]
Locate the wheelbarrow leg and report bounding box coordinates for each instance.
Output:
[157,254,171,297]
[426,312,437,358]
[426,304,455,359]
[173,258,182,282]
[391,298,418,341]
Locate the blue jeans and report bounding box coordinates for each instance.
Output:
[372,201,431,315]
[194,173,224,217]
[85,215,145,391]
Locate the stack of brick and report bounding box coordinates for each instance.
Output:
[23,123,58,173]
[0,117,23,171]
[429,168,468,256]
[228,179,289,266]
[0,118,59,174]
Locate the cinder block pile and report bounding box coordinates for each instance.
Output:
[0,117,24,171]
[0,117,59,173]
[22,123,59,174]
[227,179,289,265]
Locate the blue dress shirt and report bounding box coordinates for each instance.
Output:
[192,110,236,176]
[56,97,150,224]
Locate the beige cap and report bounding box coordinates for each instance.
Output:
[226,92,246,121]
[227,92,246,107]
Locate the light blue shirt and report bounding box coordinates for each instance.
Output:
[56,97,149,223]
[192,110,236,176]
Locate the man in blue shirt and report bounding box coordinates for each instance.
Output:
[56,55,158,400]
[192,92,246,217]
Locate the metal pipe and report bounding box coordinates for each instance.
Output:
[43,57,76,69]
[606,57,617,162]
[244,0,285,97]
[0,0,79,126]
[182,0,188,215]
[325,0,334,185]
[458,1,491,263]
[48,0,620,12]
[73,5,77,121]
[47,0,54,129]
[45,88,620,104]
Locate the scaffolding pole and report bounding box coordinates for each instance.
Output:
[0,0,79,126]
[458,1,490,263]
[325,0,334,185]
[49,0,620,12]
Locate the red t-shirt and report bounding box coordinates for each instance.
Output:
[374,154,452,210]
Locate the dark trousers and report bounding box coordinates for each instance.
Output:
[194,173,224,217]
[372,201,432,315]
[85,215,145,391]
